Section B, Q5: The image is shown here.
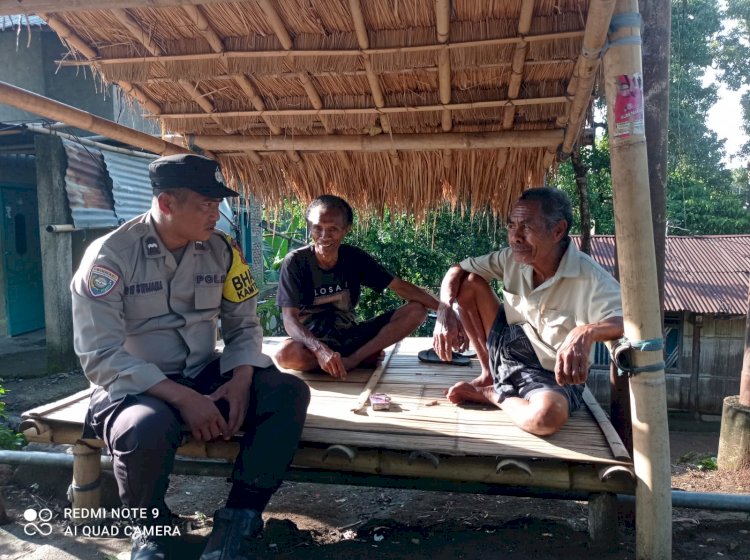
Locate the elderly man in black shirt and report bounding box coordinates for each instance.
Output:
[275,195,438,379]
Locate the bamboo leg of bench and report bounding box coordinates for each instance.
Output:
[588,492,618,549]
[71,442,102,518]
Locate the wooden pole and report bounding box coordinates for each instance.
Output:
[0,81,188,156]
[168,129,563,153]
[603,1,672,558]
[690,314,703,417]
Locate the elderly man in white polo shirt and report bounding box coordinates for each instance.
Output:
[433,187,623,436]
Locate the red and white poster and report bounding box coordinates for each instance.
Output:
[613,72,645,139]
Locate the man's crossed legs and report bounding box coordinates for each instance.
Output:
[443,274,583,436]
[274,302,427,374]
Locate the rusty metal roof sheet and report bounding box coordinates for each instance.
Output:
[63,140,118,228]
[573,235,750,316]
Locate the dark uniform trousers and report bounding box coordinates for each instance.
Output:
[85,362,310,518]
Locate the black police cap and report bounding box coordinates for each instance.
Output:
[149,154,239,198]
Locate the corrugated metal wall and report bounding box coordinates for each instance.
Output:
[63,141,118,228]
[101,150,155,224]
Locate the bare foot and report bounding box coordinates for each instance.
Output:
[444,381,497,405]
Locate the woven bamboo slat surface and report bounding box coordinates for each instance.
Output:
[23,337,630,467]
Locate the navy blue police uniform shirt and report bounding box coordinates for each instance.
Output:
[276,244,394,333]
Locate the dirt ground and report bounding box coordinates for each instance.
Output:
[1,370,749,560]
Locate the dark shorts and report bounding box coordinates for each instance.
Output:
[486,307,584,413]
[312,310,396,357]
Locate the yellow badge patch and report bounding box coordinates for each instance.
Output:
[222,235,258,302]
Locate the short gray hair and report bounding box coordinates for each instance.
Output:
[518,187,572,239]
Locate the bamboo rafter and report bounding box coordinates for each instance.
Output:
[167,129,564,152]
[348,0,397,165]
[150,95,569,120]
[503,0,535,129]
[55,31,587,67]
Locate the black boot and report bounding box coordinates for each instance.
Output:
[130,528,166,560]
[199,508,263,560]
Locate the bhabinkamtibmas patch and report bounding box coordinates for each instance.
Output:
[222,235,258,302]
[88,265,120,298]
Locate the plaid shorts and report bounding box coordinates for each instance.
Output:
[486,307,584,413]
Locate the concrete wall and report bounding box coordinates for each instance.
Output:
[1,28,158,135]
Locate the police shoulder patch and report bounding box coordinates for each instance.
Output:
[88,265,120,298]
[222,235,258,303]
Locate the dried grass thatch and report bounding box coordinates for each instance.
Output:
[37,0,609,219]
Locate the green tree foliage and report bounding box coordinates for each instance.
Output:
[550,0,750,236]
[349,209,502,333]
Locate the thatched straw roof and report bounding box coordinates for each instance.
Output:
[4,0,614,219]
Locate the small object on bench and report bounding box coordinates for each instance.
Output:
[417,348,471,366]
[369,393,392,411]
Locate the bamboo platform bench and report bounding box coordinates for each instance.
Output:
[19,337,635,540]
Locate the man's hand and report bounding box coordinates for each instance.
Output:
[313,343,348,380]
[176,390,230,442]
[207,365,254,438]
[433,301,468,362]
[555,325,593,386]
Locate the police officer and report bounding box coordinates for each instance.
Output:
[71,154,310,560]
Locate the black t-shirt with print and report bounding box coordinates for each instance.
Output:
[276,244,394,333]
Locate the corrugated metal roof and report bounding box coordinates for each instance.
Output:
[101,150,156,224]
[573,235,750,315]
[63,141,118,229]
[0,15,46,31]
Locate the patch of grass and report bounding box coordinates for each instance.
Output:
[0,384,26,450]
[696,456,718,471]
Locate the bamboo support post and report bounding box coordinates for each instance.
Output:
[71,442,102,516]
[0,81,187,155]
[168,129,562,152]
[351,343,399,412]
[603,1,672,558]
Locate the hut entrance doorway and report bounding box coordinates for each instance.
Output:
[0,183,44,336]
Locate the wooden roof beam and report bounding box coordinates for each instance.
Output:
[140,59,576,85]
[152,95,569,120]
[436,0,452,132]
[57,31,587,67]
[165,129,564,152]
[502,0,534,129]
[40,12,162,116]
